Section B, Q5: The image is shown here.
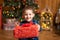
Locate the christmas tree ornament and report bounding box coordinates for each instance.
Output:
[34,9,37,12]
[7,0,11,2]
[35,9,40,14]
[37,5,40,8]
[23,3,26,5]
[12,15,14,17]
[16,0,20,2]
[22,16,24,18]
[12,6,15,10]
[17,5,21,8]
[6,11,9,13]
[23,0,26,3]
[25,5,28,7]
[7,14,9,15]
[35,0,39,3]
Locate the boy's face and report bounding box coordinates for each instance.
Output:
[23,9,35,21]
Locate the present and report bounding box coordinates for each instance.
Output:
[13,24,39,38]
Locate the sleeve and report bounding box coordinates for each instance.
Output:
[33,20,42,31]
[32,20,39,24]
[20,22,23,26]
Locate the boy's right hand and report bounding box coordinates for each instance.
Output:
[15,21,20,26]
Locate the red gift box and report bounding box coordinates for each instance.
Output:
[13,24,39,38]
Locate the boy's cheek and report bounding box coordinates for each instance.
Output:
[24,16,28,19]
[25,15,27,18]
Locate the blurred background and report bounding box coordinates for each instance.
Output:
[0,0,60,40]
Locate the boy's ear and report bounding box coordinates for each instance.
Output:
[33,14,35,17]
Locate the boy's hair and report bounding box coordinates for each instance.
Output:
[22,6,35,14]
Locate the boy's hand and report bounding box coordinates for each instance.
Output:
[15,21,20,26]
[35,23,40,31]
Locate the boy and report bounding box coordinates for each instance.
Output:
[15,6,40,40]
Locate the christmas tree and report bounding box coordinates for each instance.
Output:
[3,0,40,21]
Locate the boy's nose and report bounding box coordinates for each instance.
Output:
[27,14,29,17]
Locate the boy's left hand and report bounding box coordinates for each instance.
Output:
[35,24,40,31]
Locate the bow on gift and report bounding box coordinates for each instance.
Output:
[21,22,34,27]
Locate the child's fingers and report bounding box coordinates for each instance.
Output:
[36,24,40,31]
[15,22,20,26]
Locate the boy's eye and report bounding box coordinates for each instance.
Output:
[24,14,31,15]
[25,14,27,15]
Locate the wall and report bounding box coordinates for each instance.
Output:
[37,0,60,15]
[0,0,4,5]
